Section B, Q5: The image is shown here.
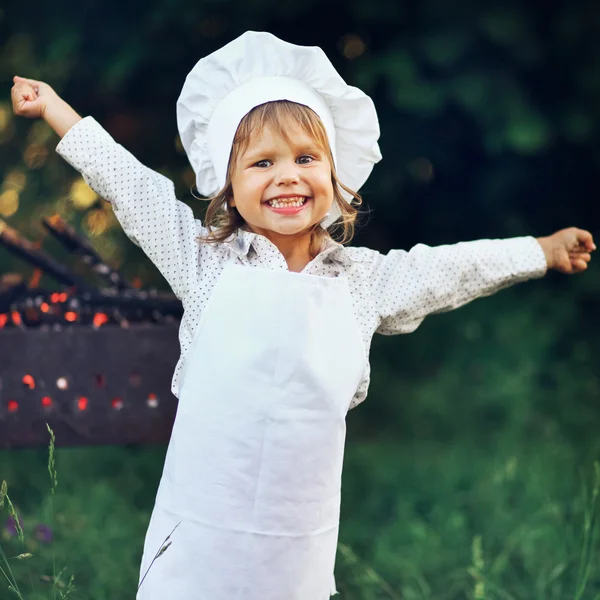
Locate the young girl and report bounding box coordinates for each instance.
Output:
[11,31,595,600]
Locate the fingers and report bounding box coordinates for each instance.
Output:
[12,78,37,95]
[13,76,42,98]
[11,80,44,118]
[571,258,588,272]
[573,228,596,251]
[11,82,37,108]
[568,248,591,273]
[15,86,37,103]
[560,243,594,275]
[13,75,41,87]
[569,251,591,262]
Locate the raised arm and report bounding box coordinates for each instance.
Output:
[11,76,203,299]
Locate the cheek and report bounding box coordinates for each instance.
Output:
[323,178,335,201]
[313,169,334,195]
[231,176,264,208]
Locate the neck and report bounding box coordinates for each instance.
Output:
[263,230,314,272]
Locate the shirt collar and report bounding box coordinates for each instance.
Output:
[223,228,372,266]
[223,228,255,257]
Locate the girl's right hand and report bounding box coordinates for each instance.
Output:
[11,76,60,119]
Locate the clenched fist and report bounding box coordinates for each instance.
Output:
[11,75,82,138]
[11,76,60,119]
[537,227,596,274]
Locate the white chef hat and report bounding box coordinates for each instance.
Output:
[176,31,382,227]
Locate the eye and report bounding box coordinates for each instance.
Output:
[254,159,272,168]
[297,155,314,165]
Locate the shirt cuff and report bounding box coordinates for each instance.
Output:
[503,236,548,279]
[55,116,115,172]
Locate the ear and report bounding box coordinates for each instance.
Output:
[228,194,236,208]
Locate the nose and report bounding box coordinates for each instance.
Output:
[274,162,300,185]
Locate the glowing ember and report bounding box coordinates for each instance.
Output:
[50,292,69,303]
[93,313,109,328]
[0,215,182,450]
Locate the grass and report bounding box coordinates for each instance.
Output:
[0,427,75,600]
[335,438,600,599]
[1,433,600,599]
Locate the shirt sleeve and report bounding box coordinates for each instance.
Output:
[370,236,548,335]
[55,116,204,299]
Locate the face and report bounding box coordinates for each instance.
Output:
[229,121,334,242]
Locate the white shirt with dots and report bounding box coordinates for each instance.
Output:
[56,117,548,410]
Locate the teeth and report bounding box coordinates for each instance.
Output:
[268,197,306,208]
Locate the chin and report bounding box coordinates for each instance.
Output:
[269,223,312,236]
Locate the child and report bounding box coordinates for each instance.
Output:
[11,31,595,600]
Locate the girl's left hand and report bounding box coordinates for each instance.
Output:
[537,227,596,274]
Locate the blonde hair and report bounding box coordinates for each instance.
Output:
[195,100,362,255]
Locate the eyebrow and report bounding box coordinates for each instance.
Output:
[242,145,323,162]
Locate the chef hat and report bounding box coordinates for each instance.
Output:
[176,31,382,227]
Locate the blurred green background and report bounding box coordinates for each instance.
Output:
[1,0,599,598]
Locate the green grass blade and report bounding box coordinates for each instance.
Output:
[46,424,58,600]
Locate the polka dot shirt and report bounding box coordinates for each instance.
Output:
[56,117,548,409]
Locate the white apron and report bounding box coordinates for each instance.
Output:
[137,262,365,599]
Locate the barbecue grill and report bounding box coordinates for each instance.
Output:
[0,215,182,449]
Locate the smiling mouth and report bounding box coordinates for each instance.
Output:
[265,196,309,208]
